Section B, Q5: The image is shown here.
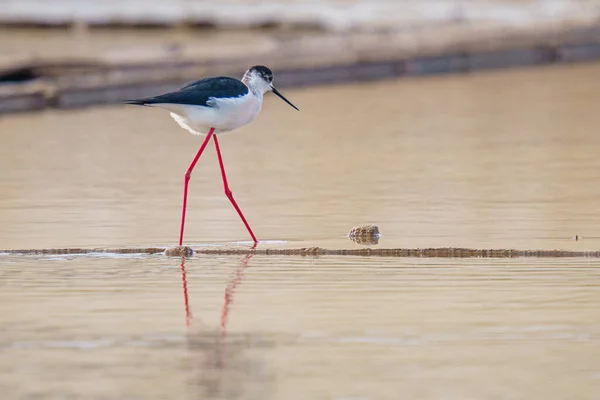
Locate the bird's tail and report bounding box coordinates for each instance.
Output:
[122,99,148,106]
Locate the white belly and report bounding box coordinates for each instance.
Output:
[152,92,262,135]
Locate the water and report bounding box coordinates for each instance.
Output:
[1,63,600,398]
[1,254,599,399]
[2,63,600,250]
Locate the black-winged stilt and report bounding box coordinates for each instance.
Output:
[124,65,299,246]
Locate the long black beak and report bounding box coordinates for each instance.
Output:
[271,86,299,111]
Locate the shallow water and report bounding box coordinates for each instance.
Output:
[1,253,599,399]
[2,63,600,250]
[1,63,600,398]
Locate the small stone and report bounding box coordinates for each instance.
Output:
[348,225,380,245]
[349,225,379,237]
[164,246,194,257]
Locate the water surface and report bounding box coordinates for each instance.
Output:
[2,63,600,250]
[1,253,599,399]
[1,63,600,399]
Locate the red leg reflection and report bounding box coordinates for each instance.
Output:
[180,257,193,325]
[220,245,256,336]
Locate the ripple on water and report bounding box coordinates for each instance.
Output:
[0,243,599,399]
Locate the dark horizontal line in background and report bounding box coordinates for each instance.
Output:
[1,41,600,114]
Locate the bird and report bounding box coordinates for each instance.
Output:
[124,65,299,246]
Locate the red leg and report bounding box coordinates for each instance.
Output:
[213,135,258,243]
[179,127,215,246]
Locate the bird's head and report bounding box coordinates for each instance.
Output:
[243,65,299,111]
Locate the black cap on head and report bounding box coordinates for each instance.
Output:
[249,65,273,82]
[248,65,299,111]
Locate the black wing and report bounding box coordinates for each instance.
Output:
[124,77,249,107]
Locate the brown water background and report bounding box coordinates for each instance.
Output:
[2,63,600,250]
[1,62,600,399]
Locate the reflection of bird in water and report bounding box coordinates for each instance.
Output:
[180,247,271,400]
[178,246,255,329]
[180,256,193,325]
[220,248,255,337]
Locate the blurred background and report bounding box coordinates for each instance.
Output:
[1,1,600,400]
[2,0,600,249]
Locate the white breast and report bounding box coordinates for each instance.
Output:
[152,92,263,135]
